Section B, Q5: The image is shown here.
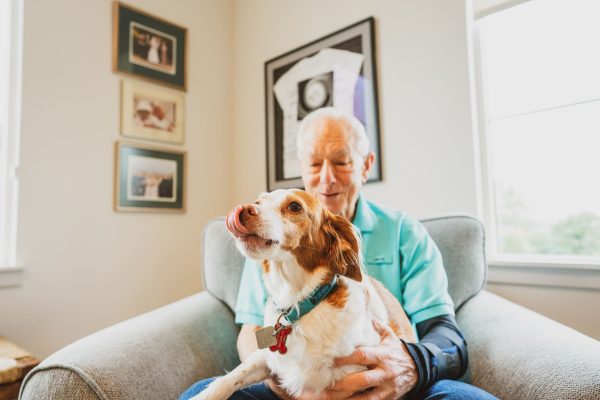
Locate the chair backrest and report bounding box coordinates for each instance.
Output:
[421,215,487,310]
[202,215,486,313]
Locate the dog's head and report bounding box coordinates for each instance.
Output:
[226,189,362,281]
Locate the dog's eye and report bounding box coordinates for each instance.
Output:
[287,201,303,213]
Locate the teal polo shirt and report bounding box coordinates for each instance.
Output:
[234,195,455,329]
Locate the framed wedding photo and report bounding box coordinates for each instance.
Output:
[113,2,187,90]
[264,17,382,191]
[121,80,185,144]
[114,141,186,212]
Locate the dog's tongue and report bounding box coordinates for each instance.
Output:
[226,205,252,238]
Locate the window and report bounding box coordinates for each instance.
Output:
[0,0,22,268]
[476,0,600,262]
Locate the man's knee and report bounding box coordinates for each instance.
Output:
[179,378,280,400]
[420,380,498,400]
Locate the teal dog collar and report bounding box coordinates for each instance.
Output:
[279,274,339,325]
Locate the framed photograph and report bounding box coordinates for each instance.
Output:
[114,141,186,212]
[121,80,185,144]
[265,17,382,191]
[113,2,187,90]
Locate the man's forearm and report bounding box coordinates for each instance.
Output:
[404,314,468,395]
[237,324,260,362]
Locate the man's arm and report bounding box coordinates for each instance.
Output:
[330,320,418,399]
[331,315,467,400]
[397,216,465,393]
[404,314,468,395]
[237,324,260,362]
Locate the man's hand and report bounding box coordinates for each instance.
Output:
[266,321,418,400]
[330,320,418,399]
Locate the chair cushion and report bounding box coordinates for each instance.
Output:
[202,215,486,313]
[457,290,600,399]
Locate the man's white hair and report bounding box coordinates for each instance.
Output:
[296,107,370,158]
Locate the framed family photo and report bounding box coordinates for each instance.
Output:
[264,17,382,191]
[114,141,186,212]
[113,2,187,90]
[121,80,185,144]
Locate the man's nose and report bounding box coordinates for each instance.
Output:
[319,160,336,185]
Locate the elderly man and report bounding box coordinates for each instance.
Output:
[180,108,497,400]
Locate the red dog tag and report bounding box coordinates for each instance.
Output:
[269,323,293,354]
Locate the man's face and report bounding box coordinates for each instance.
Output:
[299,118,373,220]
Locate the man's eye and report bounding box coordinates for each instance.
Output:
[287,202,303,213]
[335,161,353,171]
[309,164,321,173]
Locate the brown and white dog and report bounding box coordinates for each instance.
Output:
[193,189,415,400]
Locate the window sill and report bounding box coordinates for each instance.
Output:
[0,267,23,288]
[488,259,600,290]
[490,254,600,270]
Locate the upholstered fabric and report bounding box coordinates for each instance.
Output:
[202,217,245,312]
[458,290,600,400]
[20,292,239,400]
[202,215,486,312]
[421,216,486,310]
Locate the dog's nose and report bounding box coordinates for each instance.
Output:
[239,204,258,225]
[245,204,258,216]
[225,204,259,238]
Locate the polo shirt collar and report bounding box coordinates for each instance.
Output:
[352,194,375,233]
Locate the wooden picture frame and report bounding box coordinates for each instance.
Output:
[113,1,187,91]
[114,141,186,212]
[120,79,185,144]
[264,17,382,191]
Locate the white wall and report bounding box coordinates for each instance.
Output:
[0,0,233,357]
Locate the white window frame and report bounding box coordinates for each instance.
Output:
[0,0,23,286]
[470,0,600,289]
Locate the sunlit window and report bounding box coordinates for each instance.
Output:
[0,0,22,267]
[477,0,600,259]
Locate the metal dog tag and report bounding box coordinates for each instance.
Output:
[255,326,277,349]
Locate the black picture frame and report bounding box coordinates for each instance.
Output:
[264,17,382,191]
[113,2,187,91]
[114,141,186,212]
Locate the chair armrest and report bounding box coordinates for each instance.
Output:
[457,290,600,400]
[20,292,240,400]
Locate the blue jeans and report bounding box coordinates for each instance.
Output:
[179,377,498,400]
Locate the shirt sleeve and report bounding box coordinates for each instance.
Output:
[234,257,268,326]
[399,215,455,326]
[404,314,469,396]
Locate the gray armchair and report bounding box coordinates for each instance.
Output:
[20,216,600,399]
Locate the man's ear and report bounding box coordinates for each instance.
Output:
[324,214,363,282]
[362,152,375,183]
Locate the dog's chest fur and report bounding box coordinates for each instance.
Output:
[263,275,387,397]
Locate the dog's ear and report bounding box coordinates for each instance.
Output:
[323,213,363,282]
